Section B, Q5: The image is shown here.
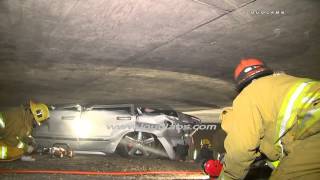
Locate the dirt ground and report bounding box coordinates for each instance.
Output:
[0,153,207,179]
[0,124,270,179]
[0,128,219,180]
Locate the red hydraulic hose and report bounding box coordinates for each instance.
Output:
[0,169,203,176]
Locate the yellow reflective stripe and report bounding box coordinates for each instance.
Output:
[296,108,320,137]
[295,82,320,138]
[281,82,311,136]
[299,83,320,108]
[286,82,315,128]
[299,91,320,115]
[0,146,8,159]
[218,171,225,180]
[271,160,280,168]
[277,80,310,138]
[267,160,280,169]
[276,79,313,154]
[276,81,302,137]
[302,92,320,105]
[0,112,5,128]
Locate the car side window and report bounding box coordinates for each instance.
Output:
[58,105,82,111]
[91,107,132,115]
[161,110,178,117]
[141,108,178,117]
[63,107,80,111]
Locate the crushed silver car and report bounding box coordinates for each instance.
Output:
[32,104,201,160]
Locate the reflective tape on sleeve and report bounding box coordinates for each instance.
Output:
[296,106,320,138]
[266,160,280,170]
[275,79,314,158]
[0,112,5,128]
[0,146,8,159]
[277,81,311,138]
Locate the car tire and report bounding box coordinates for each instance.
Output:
[116,131,165,158]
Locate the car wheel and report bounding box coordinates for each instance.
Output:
[117,131,164,158]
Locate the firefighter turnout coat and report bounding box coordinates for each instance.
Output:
[0,105,34,160]
[219,73,320,180]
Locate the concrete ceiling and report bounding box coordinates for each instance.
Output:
[0,0,319,111]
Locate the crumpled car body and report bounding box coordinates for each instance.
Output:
[33,104,201,160]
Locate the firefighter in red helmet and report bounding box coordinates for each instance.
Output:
[233,58,274,92]
[217,58,320,180]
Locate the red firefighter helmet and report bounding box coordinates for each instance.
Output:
[203,159,223,177]
[234,58,273,92]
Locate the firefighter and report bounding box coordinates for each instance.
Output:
[0,100,49,161]
[196,139,214,162]
[218,58,320,179]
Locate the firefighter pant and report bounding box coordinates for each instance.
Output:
[270,132,320,180]
[0,140,24,161]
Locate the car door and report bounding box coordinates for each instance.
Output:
[78,104,136,151]
[33,104,82,149]
[48,105,82,137]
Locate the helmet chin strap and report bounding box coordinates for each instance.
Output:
[32,120,38,128]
